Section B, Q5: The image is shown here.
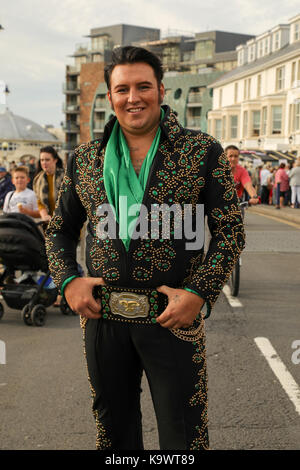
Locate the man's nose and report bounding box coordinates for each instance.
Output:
[128,88,139,103]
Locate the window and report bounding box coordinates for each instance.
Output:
[252,111,261,136]
[273,32,280,50]
[244,78,251,100]
[264,37,270,55]
[174,88,182,99]
[276,66,285,91]
[249,45,255,61]
[258,40,264,58]
[294,23,300,41]
[262,107,267,135]
[243,111,248,137]
[215,119,222,140]
[271,105,282,134]
[238,50,244,66]
[291,62,296,86]
[230,115,238,138]
[257,74,262,97]
[196,40,214,60]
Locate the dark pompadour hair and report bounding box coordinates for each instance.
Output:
[104,46,164,90]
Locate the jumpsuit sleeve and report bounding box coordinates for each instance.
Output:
[45,153,87,292]
[184,142,246,315]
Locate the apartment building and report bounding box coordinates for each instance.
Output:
[207,13,300,156]
[137,30,253,74]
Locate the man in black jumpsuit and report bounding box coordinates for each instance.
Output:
[45,46,245,450]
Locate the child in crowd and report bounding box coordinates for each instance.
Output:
[3,166,40,219]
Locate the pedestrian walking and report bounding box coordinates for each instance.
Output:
[289,158,300,208]
[33,146,65,306]
[45,46,245,451]
[260,163,272,204]
[274,163,289,209]
[33,146,64,223]
[0,167,14,209]
[27,157,37,189]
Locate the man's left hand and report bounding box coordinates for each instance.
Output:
[156,285,205,329]
[249,197,259,205]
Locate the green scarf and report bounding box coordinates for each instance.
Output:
[103,111,163,250]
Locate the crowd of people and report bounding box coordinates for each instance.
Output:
[0,146,64,219]
[0,146,65,306]
[237,157,300,209]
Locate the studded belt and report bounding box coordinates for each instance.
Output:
[93,285,169,325]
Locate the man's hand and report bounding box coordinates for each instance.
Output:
[64,277,106,319]
[156,285,205,329]
[249,197,259,205]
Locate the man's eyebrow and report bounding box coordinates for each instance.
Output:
[113,81,153,89]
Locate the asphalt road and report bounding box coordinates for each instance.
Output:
[0,210,299,450]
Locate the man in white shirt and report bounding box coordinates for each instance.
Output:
[259,164,272,204]
[3,166,40,219]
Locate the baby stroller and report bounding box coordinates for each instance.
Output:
[0,212,58,326]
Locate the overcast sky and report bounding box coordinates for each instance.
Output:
[0,0,299,128]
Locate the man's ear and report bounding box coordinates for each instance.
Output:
[107,91,114,111]
[159,82,165,104]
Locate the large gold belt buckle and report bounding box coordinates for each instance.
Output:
[109,292,149,319]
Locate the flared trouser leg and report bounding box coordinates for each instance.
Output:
[83,317,209,450]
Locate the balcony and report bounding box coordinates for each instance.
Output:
[187,92,203,105]
[94,98,107,111]
[62,142,77,151]
[63,103,80,114]
[73,42,89,57]
[63,121,80,133]
[66,65,80,75]
[93,120,105,131]
[63,82,80,94]
[186,117,202,128]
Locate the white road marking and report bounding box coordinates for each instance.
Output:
[222,284,243,307]
[254,337,300,416]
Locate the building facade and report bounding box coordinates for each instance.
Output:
[0,108,62,168]
[64,24,253,152]
[137,30,253,74]
[207,13,300,156]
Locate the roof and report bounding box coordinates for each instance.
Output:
[209,41,300,87]
[0,109,58,142]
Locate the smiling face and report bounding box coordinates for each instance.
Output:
[107,62,165,137]
[12,171,29,192]
[40,152,57,175]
